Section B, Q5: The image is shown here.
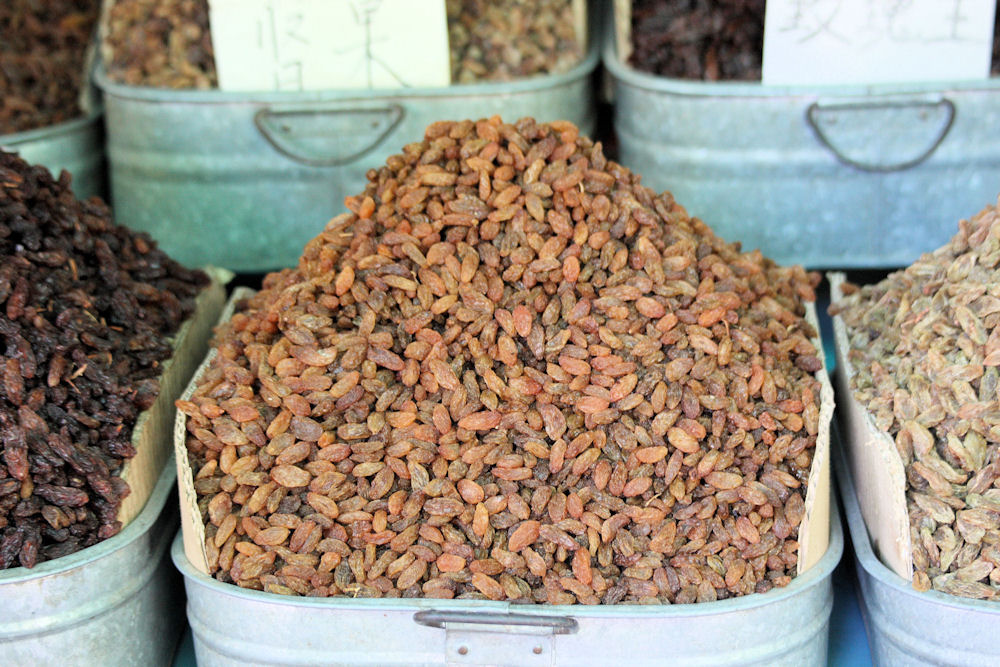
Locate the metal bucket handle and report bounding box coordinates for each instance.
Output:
[414,610,578,663]
[254,103,404,167]
[806,97,955,173]
[413,610,579,634]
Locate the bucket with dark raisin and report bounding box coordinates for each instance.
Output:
[0,151,228,665]
[170,117,841,667]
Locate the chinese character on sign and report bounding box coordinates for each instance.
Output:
[209,0,450,92]
[332,0,413,88]
[762,0,996,85]
[778,0,849,43]
[255,4,307,91]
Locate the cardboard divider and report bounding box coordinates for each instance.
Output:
[176,289,833,580]
[77,2,105,116]
[827,272,912,580]
[175,287,255,575]
[612,0,632,63]
[95,0,115,79]
[573,0,590,53]
[115,267,231,527]
[799,301,834,575]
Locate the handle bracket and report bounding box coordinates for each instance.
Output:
[254,103,403,167]
[806,96,955,173]
[414,610,577,665]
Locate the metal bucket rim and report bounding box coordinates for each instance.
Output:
[92,34,599,105]
[834,434,1000,616]
[602,20,1000,99]
[172,492,841,618]
[0,460,176,585]
[0,110,104,148]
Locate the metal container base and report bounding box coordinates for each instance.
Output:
[0,464,183,666]
[835,437,1000,666]
[174,506,841,667]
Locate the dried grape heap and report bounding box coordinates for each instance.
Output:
[833,201,1000,600]
[181,117,824,603]
[103,0,582,88]
[629,0,764,81]
[447,0,582,83]
[0,152,208,569]
[0,0,101,134]
[103,0,217,89]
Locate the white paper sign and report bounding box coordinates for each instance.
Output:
[209,0,450,91]
[763,0,996,85]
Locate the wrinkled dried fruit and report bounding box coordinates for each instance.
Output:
[1,1,100,134]
[1,152,207,568]
[447,0,582,83]
[833,199,1000,600]
[183,117,821,603]
[629,0,764,81]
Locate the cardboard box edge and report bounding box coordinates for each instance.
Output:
[827,271,912,580]
[573,0,589,54]
[613,0,632,64]
[797,300,833,575]
[176,286,255,576]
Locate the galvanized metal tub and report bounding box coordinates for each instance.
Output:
[0,111,106,201]
[0,463,184,665]
[604,30,1000,269]
[834,437,1000,665]
[94,39,599,274]
[173,505,841,667]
